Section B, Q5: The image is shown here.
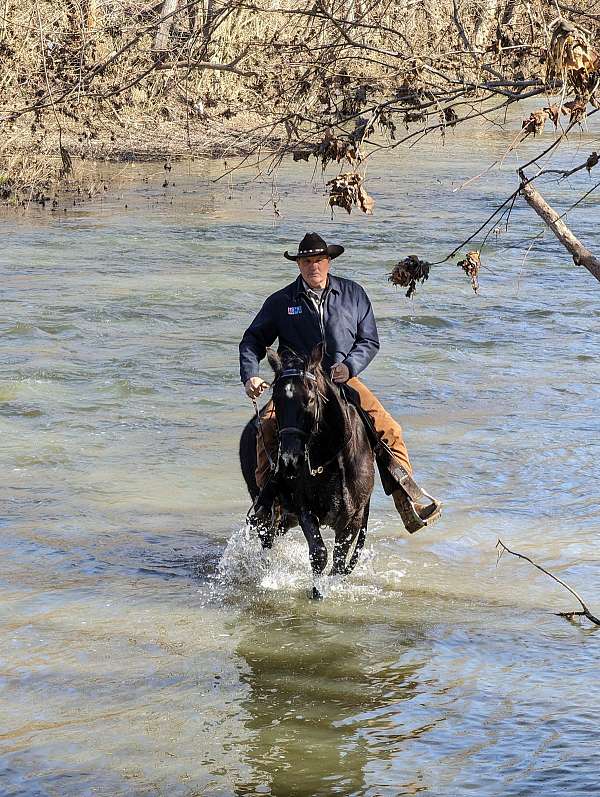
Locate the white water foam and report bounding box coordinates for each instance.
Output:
[211,523,399,603]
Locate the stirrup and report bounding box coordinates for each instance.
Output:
[393,485,442,534]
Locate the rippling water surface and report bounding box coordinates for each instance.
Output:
[1,115,599,796]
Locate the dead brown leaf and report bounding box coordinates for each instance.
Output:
[544,104,560,128]
[60,145,73,177]
[547,20,599,98]
[443,107,458,127]
[457,250,481,294]
[522,109,548,137]
[327,172,374,216]
[315,129,360,169]
[562,98,587,123]
[292,150,312,162]
[357,185,375,214]
[403,110,426,129]
[586,151,599,173]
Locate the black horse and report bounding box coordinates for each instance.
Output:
[239,345,375,596]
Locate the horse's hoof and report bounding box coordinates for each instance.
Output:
[311,586,324,601]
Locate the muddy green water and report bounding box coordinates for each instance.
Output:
[1,117,599,796]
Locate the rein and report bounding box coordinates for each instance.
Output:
[304,392,355,477]
[252,393,276,471]
[305,425,356,476]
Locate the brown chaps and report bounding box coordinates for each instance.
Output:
[255,377,413,489]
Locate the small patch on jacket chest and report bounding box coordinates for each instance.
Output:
[287,306,302,315]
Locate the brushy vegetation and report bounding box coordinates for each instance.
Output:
[0,0,598,205]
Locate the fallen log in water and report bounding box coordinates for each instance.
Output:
[519,170,600,284]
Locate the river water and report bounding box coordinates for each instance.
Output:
[1,113,599,796]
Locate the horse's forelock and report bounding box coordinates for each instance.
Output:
[276,349,332,395]
[279,349,303,371]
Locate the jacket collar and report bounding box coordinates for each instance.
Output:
[291,274,340,299]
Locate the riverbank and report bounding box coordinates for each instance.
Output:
[1,109,280,206]
[5,0,595,207]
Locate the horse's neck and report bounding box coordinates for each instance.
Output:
[316,381,350,450]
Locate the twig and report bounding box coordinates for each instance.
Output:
[452,0,472,52]
[519,109,600,172]
[557,3,599,22]
[154,53,256,77]
[34,0,71,182]
[496,539,600,626]
[432,186,522,263]
[539,151,599,180]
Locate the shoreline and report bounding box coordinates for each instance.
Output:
[0,112,284,208]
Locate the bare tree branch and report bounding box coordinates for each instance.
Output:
[497,539,600,626]
[519,169,600,283]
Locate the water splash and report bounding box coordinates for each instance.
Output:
[213,524,313,596]
[210,523,391,603]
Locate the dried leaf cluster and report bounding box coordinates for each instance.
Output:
[293,129,361,169]
[522,109,548,136]
[388,256,431,298]
[547,18,600,97]
[315,130,361,169]
[562,98,589,123]
[457,250,481,294]
[327,172,374,216]
[522,96,589,136]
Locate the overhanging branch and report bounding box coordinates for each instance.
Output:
[519,170,600,283]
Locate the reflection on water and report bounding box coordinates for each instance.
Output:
[234,613,426,797]
[1,110,600,795]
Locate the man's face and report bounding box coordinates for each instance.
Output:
[297,254,330,289]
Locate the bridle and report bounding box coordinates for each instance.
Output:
[251,368,318,475]
[269,367,354,477]
[275,368,320,440]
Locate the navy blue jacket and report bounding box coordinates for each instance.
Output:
[239,274,380,383]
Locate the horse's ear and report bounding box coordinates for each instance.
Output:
[308,342,324,371]
[266,347,282,374]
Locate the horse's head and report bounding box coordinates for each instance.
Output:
[267,344,325,475]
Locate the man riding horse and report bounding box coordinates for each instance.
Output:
[239,232,442,533]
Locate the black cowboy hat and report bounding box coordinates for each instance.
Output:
[284,232,344,261]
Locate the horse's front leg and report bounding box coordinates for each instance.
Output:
[331,501,370,576]
[257,524,276,551]
[298,510,327,599]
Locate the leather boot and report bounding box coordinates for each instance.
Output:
[379,455,442,534]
